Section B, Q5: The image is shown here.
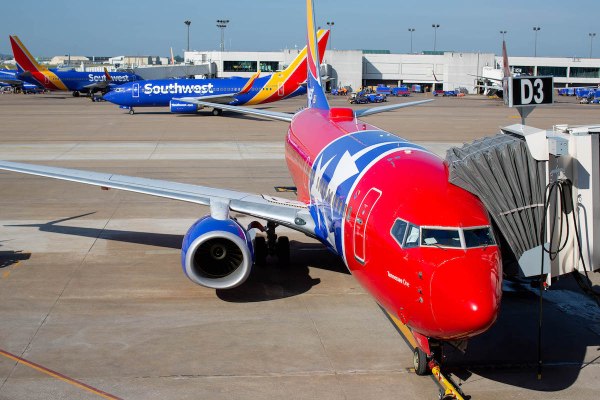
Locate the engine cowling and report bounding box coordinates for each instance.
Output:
[181,216,253,289]
[170,100,198,114]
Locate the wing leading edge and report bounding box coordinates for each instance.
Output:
[0,160,316,236]
[174,97,433,122]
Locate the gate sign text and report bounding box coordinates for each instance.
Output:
[506,76,554,107]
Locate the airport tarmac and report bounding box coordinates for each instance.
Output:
[0,92,599,400]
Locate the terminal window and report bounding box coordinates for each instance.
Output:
[570,67,600,78]
[259,61,279,72]
[511,66,534,76]
[223,61,258,73]
[537,66,567,77]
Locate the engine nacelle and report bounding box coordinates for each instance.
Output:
[181,216,253,289]
[170,100,198,114]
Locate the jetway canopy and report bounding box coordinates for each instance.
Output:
[446,134,546,266]
[446,126,600,280]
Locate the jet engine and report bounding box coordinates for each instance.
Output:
[181,216,253,289]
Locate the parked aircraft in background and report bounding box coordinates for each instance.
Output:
[101,29,329,115]
[9,35,142,97]
[0,68,43,93]
[0,0,501,377]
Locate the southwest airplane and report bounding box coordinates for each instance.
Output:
[9,35,142,97]
[0,68,43,93]
[102,30,329,115]
[0,0,501,376]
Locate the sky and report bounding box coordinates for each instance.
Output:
[1,0,599,59]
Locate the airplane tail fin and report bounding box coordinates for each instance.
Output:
[502,40,511,78]
[9,36,47,73]
[305,0,329,110]
[170,47,175,65]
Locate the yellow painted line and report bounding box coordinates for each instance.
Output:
[384,310,418,349]
[2,271,10,279]
[0,348,122,400]
[509,115,521,119]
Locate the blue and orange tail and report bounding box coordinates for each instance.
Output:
[306,0,329,110]
[9,35,47,73]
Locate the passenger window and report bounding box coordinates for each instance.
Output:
[391,219,408,247]
[404,224,420,248]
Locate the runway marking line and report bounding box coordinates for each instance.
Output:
[0,348,122,400]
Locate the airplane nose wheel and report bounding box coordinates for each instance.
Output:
[413,348,429,376]
[129,108,135,115]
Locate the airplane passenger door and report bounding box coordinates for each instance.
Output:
[353,188,382,264]
[132,83,139,98]
[278,82,284,97]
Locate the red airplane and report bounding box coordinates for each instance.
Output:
[0,0,502,375]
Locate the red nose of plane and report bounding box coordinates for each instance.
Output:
[429,252,502,339]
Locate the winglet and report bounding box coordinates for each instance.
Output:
[103,67,112,82]
[9,35,47,73]
[306,0,329,110]
[239,70,260,94]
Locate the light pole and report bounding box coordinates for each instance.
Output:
[500,30,507,41]
[184,20,191,52]
[590,33,596,58]
[326,21,334,51]
[432,24,440,52]
[216,19,230,52]
[533,26,541,57]
[408,28,415,53]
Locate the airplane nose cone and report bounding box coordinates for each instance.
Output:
[102,91,117,103]
[429,253,502,339]
[102,90,126,105]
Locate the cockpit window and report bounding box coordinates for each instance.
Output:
[390,219,495,250]
[404,224,420,248]
[464,227,496,248]
[391,219,408,247]
[421,228,462,248]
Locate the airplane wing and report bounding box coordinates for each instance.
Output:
[83,81,110,90]
[353,99,433,117]
[0,77,23,86]
[175,98,294,122]
[0,160,316,237]
[175,98,433,121]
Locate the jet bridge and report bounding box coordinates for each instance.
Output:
[446,124,600,282]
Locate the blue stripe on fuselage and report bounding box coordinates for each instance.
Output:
[103,75,307,108]
[308,130,427,254]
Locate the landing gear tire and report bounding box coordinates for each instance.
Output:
[276,236,290,266]
[254,236,267,267]
[212,108,222,116]
[413,348,429,376]
[129,108,135,115]
[72,91,80,97]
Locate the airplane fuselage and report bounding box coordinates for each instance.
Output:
[102,75,306,108]
[18,69,141,93]
[286,107,503,343]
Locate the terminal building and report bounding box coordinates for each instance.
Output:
[184,48,600,93]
